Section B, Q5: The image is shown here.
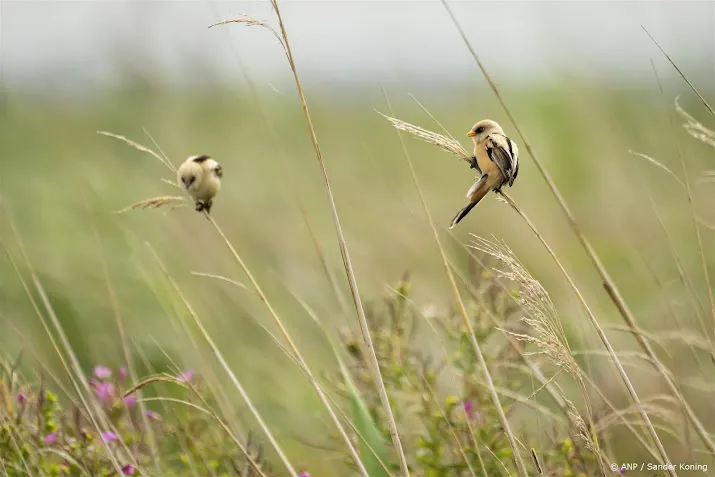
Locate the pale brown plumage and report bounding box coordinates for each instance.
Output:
[449,119,519,228]
[177,155,223,214]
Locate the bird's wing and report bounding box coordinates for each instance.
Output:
[486,134,519,187]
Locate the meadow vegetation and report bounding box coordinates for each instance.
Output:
[2,3,715,476]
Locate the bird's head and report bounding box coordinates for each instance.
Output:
[178,155,209,190]
[467,119,504,143]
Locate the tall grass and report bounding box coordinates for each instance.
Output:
[1,4,715,477]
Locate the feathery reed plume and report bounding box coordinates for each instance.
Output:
[563,397,598,455]
[471,236,600,456]
[471,238,573,372]
[675,97,715,149]
[378,112,471,162]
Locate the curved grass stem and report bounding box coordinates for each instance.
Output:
[263,1,411,474]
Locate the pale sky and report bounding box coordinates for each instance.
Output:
[1,0,713,93]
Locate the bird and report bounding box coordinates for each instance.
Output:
[177,155,223,214]
[449,119,519,228]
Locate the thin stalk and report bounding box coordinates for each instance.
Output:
[297,200,351,316]
[641,26,715,118]
[650,60,715,340]
[383,92,528,476]
[266,1,410,474]
[147,246,300,477]
[201,215,371,477]
[85,198,163,475]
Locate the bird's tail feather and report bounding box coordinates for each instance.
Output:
[449,181,490,229]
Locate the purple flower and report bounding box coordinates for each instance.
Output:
[123,395,137,408]
[95,382,115,405]
[44,433,58,445]
[146,410,161,421]
[299,473,310,477]
[121,464,135,475]
[177,369,194,383]
[16,392,27,404]
[119,366,128,381]
[101,431,118,444]
[463,400,476,420]
[619,467,626,475]
[93,365,112,380]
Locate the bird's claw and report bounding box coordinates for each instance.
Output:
[194,200,213,214]
[469,155,478,170]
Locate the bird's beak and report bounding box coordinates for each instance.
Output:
[466,131,477,137]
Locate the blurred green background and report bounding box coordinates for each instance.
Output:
[1,0,715,473]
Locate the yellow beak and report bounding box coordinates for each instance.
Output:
[466,130,476,137]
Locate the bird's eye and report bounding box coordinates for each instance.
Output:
[476,126,485,134]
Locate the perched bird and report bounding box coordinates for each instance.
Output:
[449,120,519,228]
[177,155,223,214]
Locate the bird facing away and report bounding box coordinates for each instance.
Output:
[449,119,519,228]
[177,155,223,214]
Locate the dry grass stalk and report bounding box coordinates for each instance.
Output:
[97,131,175,172]
[650,63,715,396]
[642,27,715,118]
[628,150,686,189]
[209,17,287,59]
[244,2,413,475]
[116,195,185,213]
[87,207,164,474]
